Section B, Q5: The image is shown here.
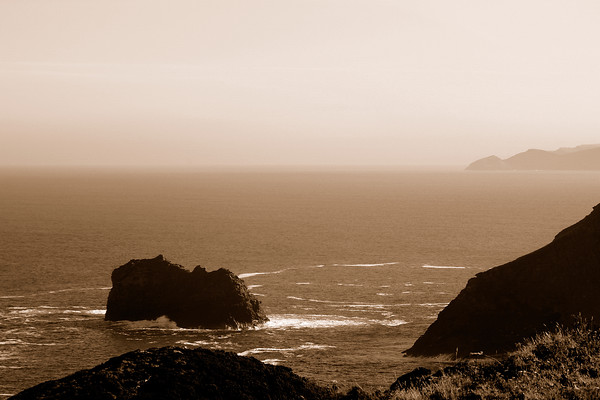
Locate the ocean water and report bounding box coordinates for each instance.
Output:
[1,168,599,397]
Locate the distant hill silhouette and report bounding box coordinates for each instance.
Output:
[405,203,600,357]
[466,144,600,170]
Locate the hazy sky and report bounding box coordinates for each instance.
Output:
[1,0,599,166]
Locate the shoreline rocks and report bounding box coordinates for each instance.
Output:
[9,347,338,400]
[105,255,268,328]
[405,203,600,357]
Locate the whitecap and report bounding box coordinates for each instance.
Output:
[262,314,366,329]
[86,309,106,315]
[341,304,388,309]
[239,268,290,279]
[262,359,283,365]
[334,262,399,267]
[376,293,392,296]
[238,342,335,356]
[376,319,408,327]
[295,282,311,285]
[247,285,263,289]
[0,339,58,346]
[176,340,223,347]
[337,283,363,287]
[422,265,465,269]
[419,302,449,307]
[119,316,181,330]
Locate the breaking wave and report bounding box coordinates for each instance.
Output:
[260,314,406,329]
[238,342,335,356]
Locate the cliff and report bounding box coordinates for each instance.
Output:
[405,203,600,357]
[10,347,337,400]
[105,255,268,328]
[466,145,600,170]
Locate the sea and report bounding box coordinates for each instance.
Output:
[1,167,599,397]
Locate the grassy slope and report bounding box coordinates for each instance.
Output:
[385,319,600,400]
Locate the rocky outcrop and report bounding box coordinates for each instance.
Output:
[10,347,337,400]
[466,144,600,170]
[405,203,600,357]
[105,255,267,328]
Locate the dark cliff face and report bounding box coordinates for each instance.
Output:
[405,204,600,357]
[10,347,337,400]
[105,255,268,328]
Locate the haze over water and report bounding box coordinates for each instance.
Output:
[1,168,599,397]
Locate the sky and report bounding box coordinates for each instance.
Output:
[1,0,599,167]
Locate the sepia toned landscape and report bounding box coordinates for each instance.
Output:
[2,1,600,399]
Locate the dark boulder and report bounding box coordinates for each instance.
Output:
[105,255,267,328]
[10,347,337,400]
[405,203,600,357]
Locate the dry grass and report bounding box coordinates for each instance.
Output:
[386,318,600,400]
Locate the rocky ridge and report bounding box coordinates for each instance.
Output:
[9,347,338,400]
[466,144,600,170]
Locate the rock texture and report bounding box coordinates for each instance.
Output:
[105,255,267,328]
[10,347,337,400]
[466,144,600,170]
[405,203,600,357]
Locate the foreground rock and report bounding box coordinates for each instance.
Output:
[466,144,600,170]
[105,255,267,328]
[405,203,600,357]
[10,347,337,400]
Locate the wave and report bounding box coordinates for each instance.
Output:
[286,296,395,309]
[246,285,263,289]
[0,339,59,346]
[422,265,465,269]
[260,314,407,330]
[263,314,365,329]
[262,359,283,365]
[7,306,105,317]
[333,262,400,267]
[0,287,111,299]
[117,316,182,330]
[238,342,335,356]
[239,267,294,279]
[419,302,450,307]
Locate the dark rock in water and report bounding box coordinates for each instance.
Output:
[105,255,267,328]
[405,203,600,357]
[10,347,337,400]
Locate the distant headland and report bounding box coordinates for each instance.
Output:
[466,144,600,171]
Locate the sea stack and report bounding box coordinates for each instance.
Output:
[405,203,600,357]
[105,255,268,328]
